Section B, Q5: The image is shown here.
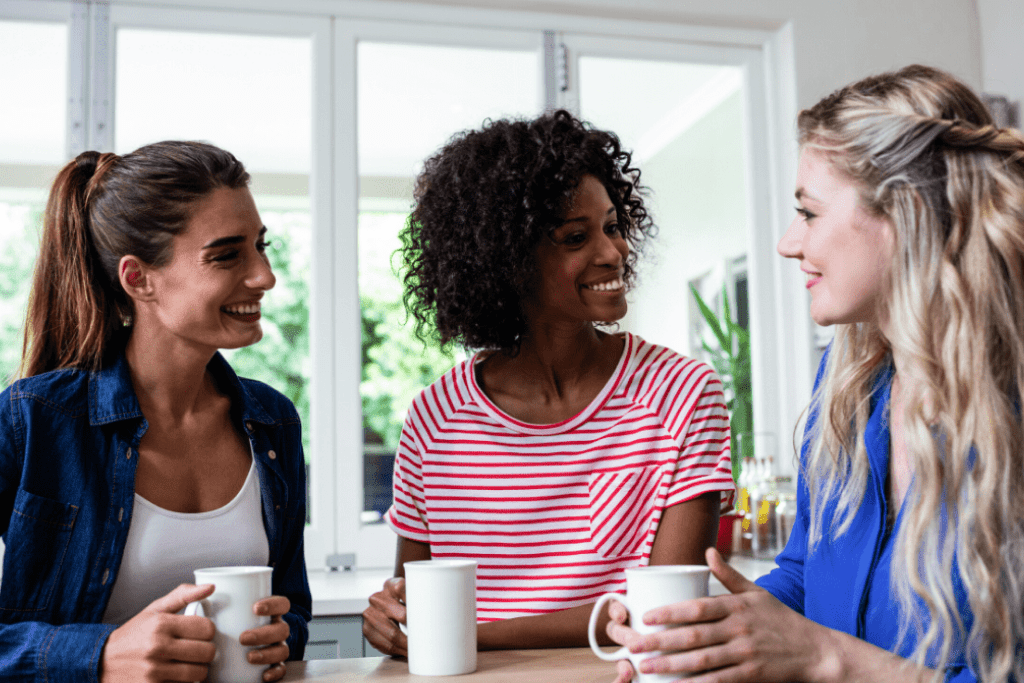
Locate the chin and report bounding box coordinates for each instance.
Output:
[222,330,264,350]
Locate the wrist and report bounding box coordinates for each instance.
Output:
[807,626,845,683]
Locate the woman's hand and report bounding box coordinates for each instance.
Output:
[101,583,217,683]
[362,577,409,657]
[242,595,292,682]
[617,548,835,683]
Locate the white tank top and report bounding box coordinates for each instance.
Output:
[102,455,270,625]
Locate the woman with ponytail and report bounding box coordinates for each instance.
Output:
[0,141,311,682]
[606,65,1024,682]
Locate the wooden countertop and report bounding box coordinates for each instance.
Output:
[283,648,616,682]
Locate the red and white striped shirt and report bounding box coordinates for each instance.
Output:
[386,333,734,622]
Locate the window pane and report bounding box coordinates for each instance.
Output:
[578,58,748,356]
[115,27,314,498]
[0,19,68,385]
[357,42,540,521]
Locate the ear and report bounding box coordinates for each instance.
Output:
[117,255,155,301]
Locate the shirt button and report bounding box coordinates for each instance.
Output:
[125,447,132,459]
[268,450,277,460]
[246,421,253,432]
[102,569,110,585]
[118,508,124,522]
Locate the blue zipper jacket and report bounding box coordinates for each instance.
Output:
[756,356,975,681]
[0,351,311,682]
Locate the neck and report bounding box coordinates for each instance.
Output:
[124,323,218,423]
[512,323,614,395]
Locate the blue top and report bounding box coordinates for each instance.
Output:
[756,356,975,681]
[0,352,312,682]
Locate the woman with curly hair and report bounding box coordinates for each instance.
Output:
[362,110,735,652]
[606,65,1024,683]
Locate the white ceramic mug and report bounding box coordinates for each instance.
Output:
[403,559,477,676]
[588,565,711,683]
[185,566,273,683]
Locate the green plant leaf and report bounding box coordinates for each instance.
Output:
[690,284,730,353]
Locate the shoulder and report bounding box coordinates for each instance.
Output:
[1,367,90,417]
[407,358,473,417]
[237,376,301,425]
[625,334,721,396]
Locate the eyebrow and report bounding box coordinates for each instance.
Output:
[794,189,820,203]
[560,206,617,225]
[202,226,267,250]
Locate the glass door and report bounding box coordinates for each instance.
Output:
[108,4,334,563]
[336,20,544,567]
[557,33,784,478]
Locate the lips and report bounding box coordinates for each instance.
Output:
[222,301,261,322]
[805,273,822,289]
[583,277,624,292]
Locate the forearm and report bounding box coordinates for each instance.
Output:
[0,620,117,683]
[477,602,612,650]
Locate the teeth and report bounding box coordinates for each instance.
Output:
[586,279,624,292]
[223,303,261,315]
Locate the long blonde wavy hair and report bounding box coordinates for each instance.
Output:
[800,65,1024,681]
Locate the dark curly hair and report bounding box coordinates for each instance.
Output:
[401,109,654,354]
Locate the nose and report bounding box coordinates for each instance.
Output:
[596,229,628,267]
[247,252,277,291]
[777,215,804,260]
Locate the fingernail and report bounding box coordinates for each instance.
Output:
[250,651,263,663]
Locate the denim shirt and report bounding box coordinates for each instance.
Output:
[757,353,975,682]
[0,352,311,682]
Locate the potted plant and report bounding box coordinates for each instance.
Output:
[690,284,752,558]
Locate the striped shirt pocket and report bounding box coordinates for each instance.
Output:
[587,467,664,558]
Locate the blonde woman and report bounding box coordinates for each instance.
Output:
[606,64,1024,682]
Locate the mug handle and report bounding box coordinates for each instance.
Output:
[588,592,632,662]
[184,600,207,617]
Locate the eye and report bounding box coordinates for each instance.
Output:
[257,239,273,253]
[604,222,623,236]
[795,206,816,222]
[211,250,239,263]
[562,232,586,246]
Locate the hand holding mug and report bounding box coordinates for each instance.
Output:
[241,594,291,682]
[101,583,217,683]
[184,566,285,683]
[609,548,835,683]
[588,565,711,683]
[362,577,409,657]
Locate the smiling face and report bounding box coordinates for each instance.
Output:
[777,147,894,327]
[133,186,276,353]
[525,174,629,327]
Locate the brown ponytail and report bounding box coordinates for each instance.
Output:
[21,141,250,377]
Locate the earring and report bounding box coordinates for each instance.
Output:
[126,271,142,287]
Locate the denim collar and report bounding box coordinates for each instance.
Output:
[87,351,275,427]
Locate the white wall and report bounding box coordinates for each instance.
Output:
[977,0,1024,108]
[385,0,983,106]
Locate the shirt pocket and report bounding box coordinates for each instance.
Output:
[587,467,665,559]
[0,489,79,614]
